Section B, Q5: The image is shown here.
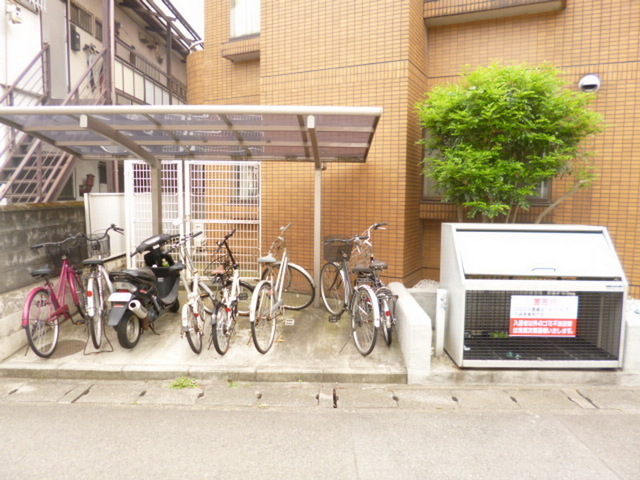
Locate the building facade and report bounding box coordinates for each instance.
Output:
[187,0,640,296]
[0,0,201,204]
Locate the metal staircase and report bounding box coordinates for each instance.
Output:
[0,48,107,204]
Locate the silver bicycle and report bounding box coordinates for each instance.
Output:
[81,224,123,350]
[249,224,315,354]
[320,223,394,355]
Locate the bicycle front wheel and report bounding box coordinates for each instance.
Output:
[262,262,315,310]
[185,304,204,354]
[212,302,232,355]
[250,280,277,354]
[86,275,105,349]
[320,262,347,315]
[350,285,379,356]
[25,288,59,358]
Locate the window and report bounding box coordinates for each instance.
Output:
[235,164,259,204]
[231,0,260,38]
[70,2,93,34]
[94,19,102,40]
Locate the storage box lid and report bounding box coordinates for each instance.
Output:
[453,225,625,278]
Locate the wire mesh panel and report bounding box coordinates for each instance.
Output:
[124,160,183,267]
[463,290,623,362]
[185,160,261,279]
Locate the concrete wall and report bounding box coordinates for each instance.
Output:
[0,202,85,360]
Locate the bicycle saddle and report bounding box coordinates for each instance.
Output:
[82,258,104,266]
[371,260,388,270]
[258,254,277,264]
[30,266,53,277]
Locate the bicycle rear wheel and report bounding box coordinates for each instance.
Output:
[320,262,347,315]
[25,288,59,358]
[262,262,315,310]
[237,280,254,316]
[250,280,277,354]
[69,269,87,323]
[380,297,394,346]
[350,285,379,356]
[212,302,233,355]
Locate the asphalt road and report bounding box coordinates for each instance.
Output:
[1,378,640,479]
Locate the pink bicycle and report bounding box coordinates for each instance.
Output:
[22,234,87,358]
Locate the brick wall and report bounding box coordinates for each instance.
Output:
[188,0,639,295]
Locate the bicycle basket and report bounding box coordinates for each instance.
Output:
[86,232,111,258]
[348,240,373,270]
[324,239,353,263]
[44,237,87,270]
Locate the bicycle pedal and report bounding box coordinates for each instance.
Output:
[328,315,340,323]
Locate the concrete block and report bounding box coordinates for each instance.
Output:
[409,289,437,322]
[253,383,326,408]
[623,311,640,373]
[505,389,581,410]
[74,381,148,404]
[450,388,521,410]
[389,282,431,385]
[577,388,640,410]
[136,381,204,405]
[197,381,264,407]
[393,387,459,410]
[333,385,398,409]
[5,380,92,403]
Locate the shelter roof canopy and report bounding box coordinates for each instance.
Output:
[0,104,382,166]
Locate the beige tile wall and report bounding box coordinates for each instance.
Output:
[188,0,640,295]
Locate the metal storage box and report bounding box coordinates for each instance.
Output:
[440,224,628,368]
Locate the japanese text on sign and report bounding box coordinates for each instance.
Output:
[509,295,578,337]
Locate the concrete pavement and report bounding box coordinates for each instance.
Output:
[0,297,407,384]
[3,290,640,388]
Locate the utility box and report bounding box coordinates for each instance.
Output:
[440,224,627,368]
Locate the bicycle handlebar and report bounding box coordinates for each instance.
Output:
[31,232,84,250]
[218,228,236,247]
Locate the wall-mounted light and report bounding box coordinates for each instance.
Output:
[579,74,601,93]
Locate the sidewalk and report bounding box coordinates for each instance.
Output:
[3,292,640,388]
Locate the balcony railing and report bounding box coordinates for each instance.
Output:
[114,38,187,105]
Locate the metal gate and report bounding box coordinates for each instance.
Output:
[124,160,261,278]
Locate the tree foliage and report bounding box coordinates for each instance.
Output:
[417,63,603,222]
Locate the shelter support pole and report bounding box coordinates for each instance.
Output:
[314,164,322,307]
[308,115,322,307]
[151,166,163,235]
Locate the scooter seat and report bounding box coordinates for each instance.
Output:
[110,267,156,284]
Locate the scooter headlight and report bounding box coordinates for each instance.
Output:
[113,282,137,293]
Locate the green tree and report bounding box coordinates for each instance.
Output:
[417,63,602,222]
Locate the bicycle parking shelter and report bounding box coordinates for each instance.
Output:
[0,104,382,301]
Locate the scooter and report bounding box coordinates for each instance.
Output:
[107,233,184,349]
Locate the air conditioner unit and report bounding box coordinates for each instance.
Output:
[6,4,23,24]
[440,223,628,369]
